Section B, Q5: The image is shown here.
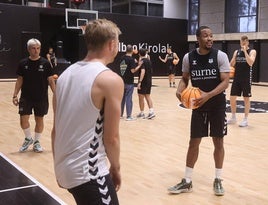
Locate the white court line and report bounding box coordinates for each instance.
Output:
[0,152,66,205]
[0,184,38,193]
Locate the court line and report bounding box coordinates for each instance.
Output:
[0,152,66,205]
[0,184,38,193]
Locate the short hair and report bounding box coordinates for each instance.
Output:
[241,35,249,41]
[126,45,133,53]
[27,38,41,48]
[139,48,146,57]
[196,26,210,37]
[84,18,121,51]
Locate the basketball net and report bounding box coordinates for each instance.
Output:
[79,25,86,35]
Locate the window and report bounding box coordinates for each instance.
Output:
[148,3,163,17]
[112,0,129,14]
[188,0,199,35]
[92,0,110,12]
[225,0,258,33]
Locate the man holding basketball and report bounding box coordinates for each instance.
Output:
[169,26,230,196]
[159,46,179,87]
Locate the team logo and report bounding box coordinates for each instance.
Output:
[208,58,213,64]
[192,60,197,65]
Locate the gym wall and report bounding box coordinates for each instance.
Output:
[0,3,188,78]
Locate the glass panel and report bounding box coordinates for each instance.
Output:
[93,0,110,12]
[131,2,147,16]
[112,0,129,14]
[239,16,256,32]
[148,3,163,17]
[238,0,249,16]
[190,3,198,21]
[249,0,257,15]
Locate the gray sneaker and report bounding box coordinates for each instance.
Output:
[227,117,236,124]
[147,112,155,119]
[19,138,33,152]
[136,112,145,119]
[33,140,43,153]
[214,178,225,196]
[168,178,193,194]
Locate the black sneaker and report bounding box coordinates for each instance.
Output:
[168,178,193,194]
[214,178,224,196]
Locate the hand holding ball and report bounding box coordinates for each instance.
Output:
[181,87,201,109]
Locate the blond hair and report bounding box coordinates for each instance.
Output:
[84,19,121,51]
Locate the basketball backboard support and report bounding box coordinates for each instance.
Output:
[65,8,98,30]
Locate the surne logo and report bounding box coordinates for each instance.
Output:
[191,68,217,77]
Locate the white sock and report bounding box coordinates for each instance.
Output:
[23,128,32,139]
[149,108,154,113]
[34,132,41,142]
[215,168,222,179]
[231,114,236,119]
[184,166,193,183]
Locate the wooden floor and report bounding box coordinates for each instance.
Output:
[0,78,268,205]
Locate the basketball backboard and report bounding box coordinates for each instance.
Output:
[65,8,98,30]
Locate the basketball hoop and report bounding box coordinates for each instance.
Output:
[79,25,86,35]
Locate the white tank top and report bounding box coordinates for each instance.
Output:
[54,61,109,189]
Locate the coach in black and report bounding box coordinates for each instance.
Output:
[12,38,55,153]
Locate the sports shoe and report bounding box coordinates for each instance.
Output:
[167,178,193,194]
[239,119,248,127]
[33,140,43,153]
[136,112,145,119]
[19,138,33,152]
[147,112,156,119]
[125,116,136,121]
[227,117,236,124]
[213,178,225,196]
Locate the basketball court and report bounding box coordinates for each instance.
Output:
[1,78,268,205]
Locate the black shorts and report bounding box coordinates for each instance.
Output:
[190,110,227,138]
[68,174,119,205]
[230,80,252,97]
[19,97,49,117]
[138,82,152,95]
[168,66,176,75]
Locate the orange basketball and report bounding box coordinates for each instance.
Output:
[173,59,179,65]
[133,49,138,54]
[181,87,201,109]
[229,66,235,78]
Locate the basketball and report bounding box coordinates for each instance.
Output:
[229,66,235,78]
[173,59,179,65]
[181,87,201,109]
[53,74,58,80]
[133,49,138,54]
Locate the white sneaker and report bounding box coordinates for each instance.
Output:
[125,116,136,121]
[239,119,248,127]
[227,117,236,124]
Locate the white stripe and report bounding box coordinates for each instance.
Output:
[0,185,38,193]
[0,152,66,205]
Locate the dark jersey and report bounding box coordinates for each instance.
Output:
[139,57,152,86]
[166,52,175,69]
[188,48,226,111]
[120,55,136,84]
[17,57,53,102]
[233,48,252,82]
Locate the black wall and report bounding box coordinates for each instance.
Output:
[0,3,188,78]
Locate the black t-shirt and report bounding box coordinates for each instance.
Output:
[17,57,53,102]
[233,48,252,82]
[139,57,152,86]
[119,55,136,84]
